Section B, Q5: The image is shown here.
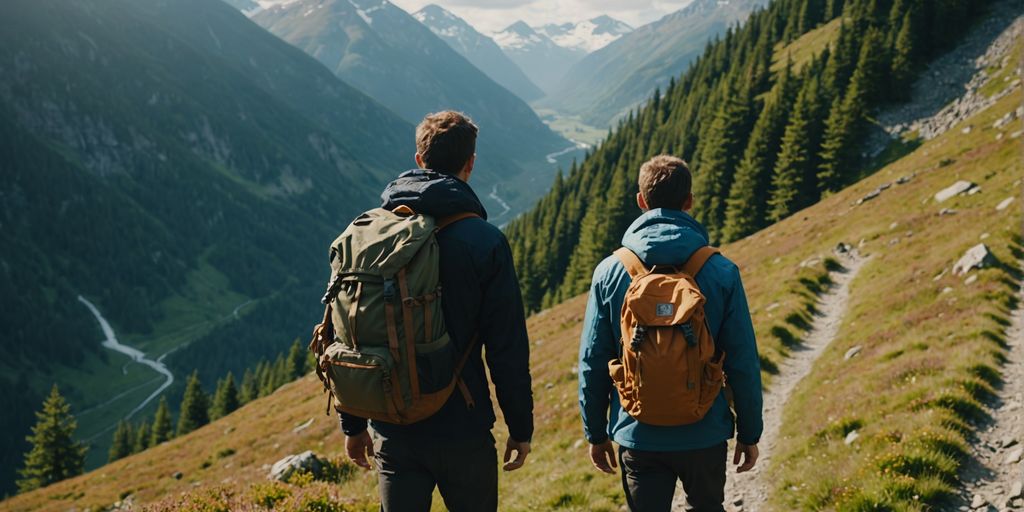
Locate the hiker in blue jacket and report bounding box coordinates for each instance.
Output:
[340,111,533,511]
[578,155,763,512]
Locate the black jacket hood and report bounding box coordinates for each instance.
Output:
[380,169,488,221]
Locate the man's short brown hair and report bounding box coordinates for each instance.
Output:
[416,111,478,175]
[638,155,692,210]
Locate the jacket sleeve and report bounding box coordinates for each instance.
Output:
[338,412,367,436]
[578,262,617,445]
[717,266,764,445]
[480,236,534,443]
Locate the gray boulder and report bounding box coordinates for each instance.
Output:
[934,180,978,202]
[269,450,324,481]
[953,244,995,276]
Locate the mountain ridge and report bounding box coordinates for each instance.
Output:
[413,4,544,102]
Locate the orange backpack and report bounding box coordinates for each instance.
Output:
[608,246,726,426]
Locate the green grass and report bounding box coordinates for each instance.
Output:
[979,35,1022,99]
[772,17,844,73]
[534,108,608,147]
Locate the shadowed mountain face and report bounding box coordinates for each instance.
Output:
[541,0,765,127]
[252,0,570,221]
[0,0,411,490]
[414,4,544,102]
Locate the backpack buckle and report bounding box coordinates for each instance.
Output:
[321,274,343,305]
[630,326,647,352]
[383,279,397,301]
[680,323,697,347]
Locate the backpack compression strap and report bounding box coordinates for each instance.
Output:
[682,247,721,277]
[614,247,649,279]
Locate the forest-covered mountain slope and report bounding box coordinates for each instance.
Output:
[507,0,998,314]
[251,0,573,221]
[4,38,1019,509]
[0,0,412,492]
[539,0,764,128]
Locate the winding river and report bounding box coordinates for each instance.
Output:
[77,295,174,419]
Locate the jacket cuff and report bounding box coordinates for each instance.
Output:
[587,433,609,445]
[737,434,760,445]
[338,412,368,437]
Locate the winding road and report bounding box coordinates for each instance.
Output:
[78,295,174,419]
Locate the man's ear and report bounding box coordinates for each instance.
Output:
[459,154,476,182]
[636,192,648,212]
[415,153,425,169]
[682,193,694,212]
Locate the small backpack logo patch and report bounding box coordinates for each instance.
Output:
[656,303,674,317]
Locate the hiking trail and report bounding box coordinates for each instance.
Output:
[957,265,1024,511]
[672,252,867,512]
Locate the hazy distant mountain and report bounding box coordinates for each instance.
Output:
[536,15,633,53]
[252,0,569,219]
[493,21,586,95]
[414,4,544,102]
[542,0,765,127]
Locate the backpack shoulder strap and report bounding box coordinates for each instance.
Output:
[436,212,480,231]
[614,247,648,279]
[682,247,721,277]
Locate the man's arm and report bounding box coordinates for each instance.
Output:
[717,265,764,447]
[339,413,373,469]
[479,236,534,445]
[578,261,617,446]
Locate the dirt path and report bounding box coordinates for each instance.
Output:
[671,251,867,512]
[958,270,1024,511]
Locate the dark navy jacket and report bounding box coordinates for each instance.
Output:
[339,170,534,442]
[578,209,763,450]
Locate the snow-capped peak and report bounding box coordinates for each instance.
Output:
[493,21,546,51]
[414,4,471,41]
[536,15,633,53]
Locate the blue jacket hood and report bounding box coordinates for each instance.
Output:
[621,208,710,265]
[380,169,488,220]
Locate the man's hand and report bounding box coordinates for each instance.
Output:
[733,442,759,473]
[589,440,618,474]
[502,438,531,471]
[346,431,375,470]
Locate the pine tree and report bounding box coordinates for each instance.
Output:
[17,385,87,493]
[108,420,133,463]
[150,396,173,446]
[817,79,867,193]
[692,84,752,243]
[210,372,240,420]
[240,367,258,404]
[286,339,307,380]
[722,63,798,242]
[890,10,916,100]
[177,371,210,436]
[133,420,150,454]
[768,75,826,221]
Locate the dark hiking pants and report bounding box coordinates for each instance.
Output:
[619,442,727,512]
[373,432,498,512]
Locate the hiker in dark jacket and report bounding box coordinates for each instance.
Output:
[578,155,763,512]
[340,111,534,512]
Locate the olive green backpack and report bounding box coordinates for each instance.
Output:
[309,206,478,423]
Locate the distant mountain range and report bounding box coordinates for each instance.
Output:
[493,16,632,95]
[250,0,570,221]
[540,0,766,127]
[414,4,544,102]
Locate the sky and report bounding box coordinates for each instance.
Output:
[388,0,697,33]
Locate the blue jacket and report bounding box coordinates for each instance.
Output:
[339,169,534,442]
[578,208,763,450]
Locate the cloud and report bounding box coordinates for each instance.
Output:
[389,0,694,33]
